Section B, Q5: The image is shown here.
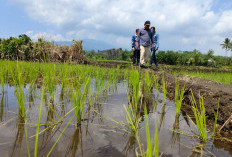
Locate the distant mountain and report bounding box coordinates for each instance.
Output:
[54,41,73,46]
[54,39,117,51]
[82,39,117,51]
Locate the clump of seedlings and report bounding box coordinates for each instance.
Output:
[175,78,185,115]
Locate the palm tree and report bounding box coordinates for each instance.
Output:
[221,38,231,53]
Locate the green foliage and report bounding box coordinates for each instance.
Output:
[156,49,232,67]
[0,36,85,63]
[85,48,133,61]
[190,91,207,142]
[221,38,232,52]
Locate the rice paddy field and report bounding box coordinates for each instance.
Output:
[0,60,231,157]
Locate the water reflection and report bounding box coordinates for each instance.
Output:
[171,114,181,154]
[159,103,166,132]
[188,142,206,157]
[65,126,83,157]
[122,130,136,156]
[0,92,8,121]
[11,116,25,157]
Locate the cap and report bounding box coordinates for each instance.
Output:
[144,20,150,25]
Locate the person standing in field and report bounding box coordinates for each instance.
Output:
[131,29,140,66]
[136,20,153,68]
[149,26,159,69]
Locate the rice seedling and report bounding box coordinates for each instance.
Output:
[144,71,153,93]
[175,78,185,115]
[0,67,6,93]
[144,105,159,157]
[44,64,57,102]
[69,76,90,125]
[189,91,207,142]
[127,69,140,109]
[162,72,167,104]
[213,99,220,137]
[34,87,44,157]
[11,64,26,117]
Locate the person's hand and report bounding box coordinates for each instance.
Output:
[132,48,135,51]
[136,42,139,49]
[152,43,154,49]
[155,48,157,52]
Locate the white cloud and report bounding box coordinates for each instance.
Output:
[10,0,232,55]
[214,10,232,35]
[25,31,69,41]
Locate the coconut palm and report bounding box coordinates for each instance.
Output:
[221,38,231,53]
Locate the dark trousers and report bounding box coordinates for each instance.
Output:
[149,48,158,67]
[132,49,140,65]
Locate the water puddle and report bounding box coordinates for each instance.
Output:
[0,82,231,157]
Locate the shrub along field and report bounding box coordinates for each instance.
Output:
[0,35,86,63]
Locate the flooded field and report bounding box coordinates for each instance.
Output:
[0,61,231,157]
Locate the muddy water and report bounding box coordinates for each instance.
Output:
[0,83,231,157]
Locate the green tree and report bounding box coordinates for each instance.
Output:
[207,49,214,58]
[221,38,231,53]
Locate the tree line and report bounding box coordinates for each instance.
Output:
[85,48,232,67]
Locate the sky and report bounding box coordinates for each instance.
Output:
[1,0,232,56]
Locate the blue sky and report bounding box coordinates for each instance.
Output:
[1,0,232,56]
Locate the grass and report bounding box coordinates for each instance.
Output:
[34,86,44,157]
[175,78,185,115]
[190,91,207,142]
[162,72,167,104]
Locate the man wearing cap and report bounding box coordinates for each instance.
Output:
[136,20,153,68]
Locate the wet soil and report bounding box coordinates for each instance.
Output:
[153,71,232,132]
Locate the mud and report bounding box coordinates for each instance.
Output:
[154,71,232,132]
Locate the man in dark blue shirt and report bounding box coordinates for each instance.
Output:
[136,21,153,68]
[131,28,140,65]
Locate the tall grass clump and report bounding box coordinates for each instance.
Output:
[69,76,90,125]
[190,91,207,142]
[175,78,185,115]
[34,87,44,157]
[162,72,167,104]
[126,69,140,109]
[144,105,159,157]
[44,64,57,102]
[144,71,153,93]
[12,64,25,117]
[0,66,7,93]
[132,105,159,157]
[213,100,220,137]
